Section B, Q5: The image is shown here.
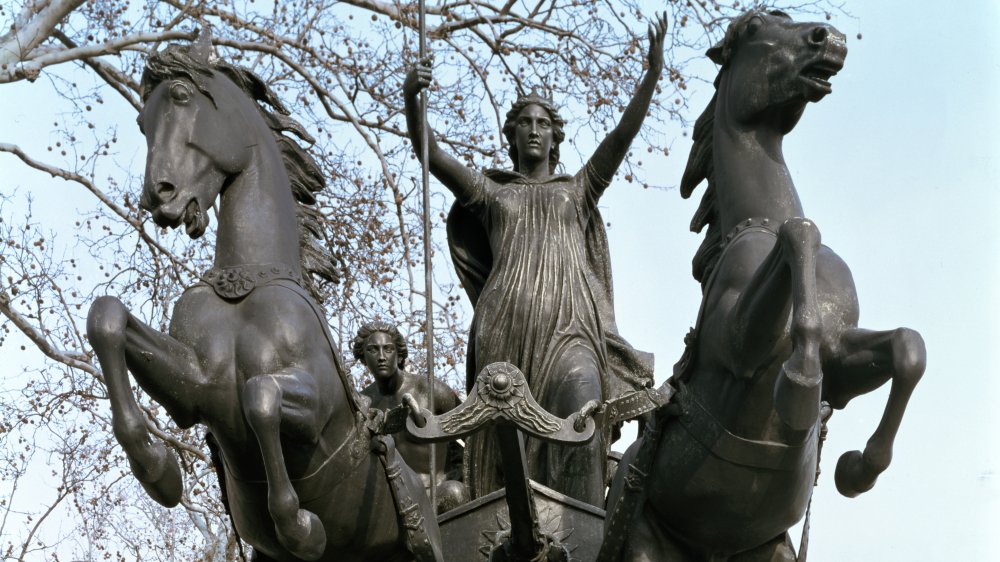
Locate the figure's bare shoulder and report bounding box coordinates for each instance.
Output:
[398,373,461,413]
[399,372,426,395]
[360,382,378,400]
[432,377,462,411]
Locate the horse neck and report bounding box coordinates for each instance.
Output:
[712,97,804,235]
[214,138,302,273]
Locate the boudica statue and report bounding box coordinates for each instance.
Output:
[85,30,444,561]
[601,10,926,562]
[81,9,926,562]
[403,14,668,508]
[354,321,469,513]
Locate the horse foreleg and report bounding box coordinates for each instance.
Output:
[729,219,823,430]
[87,296,201,507]
[243,369,331,561]
[771,219,824,431]
[824,328,925,497]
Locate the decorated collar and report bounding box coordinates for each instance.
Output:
[201,264,302,300]
[721,217,778,249]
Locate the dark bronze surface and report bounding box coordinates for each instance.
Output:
[83,10,927,561]
[406,362,596,446]
[411,363,596,560]
[356,320,468,514]
[404,13,667,508]
[438,480,606,562]
[86,32,443,562]
[603,10,925,561]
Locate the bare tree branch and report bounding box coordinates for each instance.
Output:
[0,142,196,277]
[1,29,192,83]
[0,0,87,80]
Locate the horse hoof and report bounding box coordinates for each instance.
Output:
[132,443,183,507]
[277,509,327,561]
[834,450,877,498]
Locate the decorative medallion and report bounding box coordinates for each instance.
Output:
[407,362,596,445]
[201,264,302,300]
[441,362,561,437]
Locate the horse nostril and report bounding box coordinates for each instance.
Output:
[156,182,177,202]
[810,26,829,45]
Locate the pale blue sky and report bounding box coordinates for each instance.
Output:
[1,1,997,560]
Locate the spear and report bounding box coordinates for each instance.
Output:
[418,0,437,511]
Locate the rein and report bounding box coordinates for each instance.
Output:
[796,404,830,562]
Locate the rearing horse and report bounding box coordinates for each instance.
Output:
[604,11,925,561]
[86,35,442,562]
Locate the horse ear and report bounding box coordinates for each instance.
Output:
[706,43,725,65]
[190,26,214,64]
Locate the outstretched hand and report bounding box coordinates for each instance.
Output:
[403,56,434,100]
[647,12,668,72]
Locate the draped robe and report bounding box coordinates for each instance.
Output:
[447,166,654,502]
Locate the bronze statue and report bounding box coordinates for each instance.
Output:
[85,33,442,561]
[354,321,468,512]
[403,14,667,506]
[601,10,926,561]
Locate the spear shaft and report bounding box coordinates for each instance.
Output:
[418,0,437,511]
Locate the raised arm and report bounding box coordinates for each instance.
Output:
[585,13,668,193]
[404,58,486,204]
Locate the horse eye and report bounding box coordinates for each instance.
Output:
[169,81,193,104]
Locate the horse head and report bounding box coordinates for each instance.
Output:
[710,10,847,134]
[137,36,259,239]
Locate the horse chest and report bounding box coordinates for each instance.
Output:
[171,286,317,381]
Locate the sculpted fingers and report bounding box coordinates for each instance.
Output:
[647,13,668,70]
[404,57,434,98]
[652,12,668,49]
[417,66,432,86]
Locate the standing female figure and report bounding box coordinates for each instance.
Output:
[403,14,666,506]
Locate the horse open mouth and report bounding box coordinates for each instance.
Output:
[182,199,209,238]
[800,61,840,93]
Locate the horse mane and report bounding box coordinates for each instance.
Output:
[679,92,721,287]
[140,43,340,301]
[679,9,789,287]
